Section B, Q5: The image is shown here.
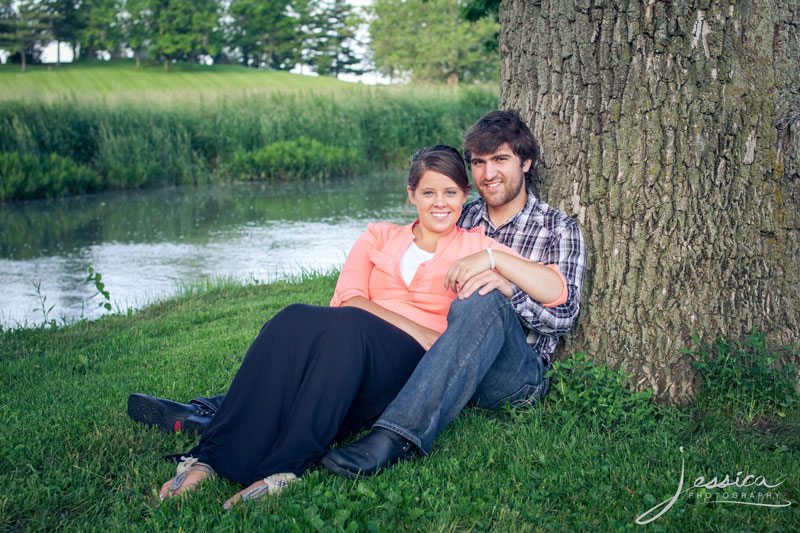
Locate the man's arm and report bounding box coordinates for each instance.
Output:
[510,223,586,336]
[445,222,586,337]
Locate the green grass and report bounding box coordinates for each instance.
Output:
[1,274,798,531]
[0,60,355,100]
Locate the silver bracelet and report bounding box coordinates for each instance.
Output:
[486,248,496,269]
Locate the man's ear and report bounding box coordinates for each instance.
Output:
[407,186,416,205]
[522,159,532,173]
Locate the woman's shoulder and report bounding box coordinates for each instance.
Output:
[365,221,406,235]
[362,222,411,243]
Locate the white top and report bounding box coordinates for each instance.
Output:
[399,241,435,286]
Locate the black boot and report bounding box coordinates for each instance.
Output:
[321,428,418,479]
[127,393,213,435]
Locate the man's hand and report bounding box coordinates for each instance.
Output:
[444,250,514,300]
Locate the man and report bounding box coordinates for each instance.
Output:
[128,110,586,477]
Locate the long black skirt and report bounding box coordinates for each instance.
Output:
[188,303,425,485]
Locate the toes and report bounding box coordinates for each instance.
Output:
[222,489,244,510]
[159,479,173,500]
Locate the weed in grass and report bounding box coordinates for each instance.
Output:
[28,280,55,327]
[546,351,656,430]
[686,330,799,424]
[85,266,112,312]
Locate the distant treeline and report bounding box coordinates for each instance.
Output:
[1,0,362,76]
[0,87,498,201]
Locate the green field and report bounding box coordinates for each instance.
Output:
[0,60,355,100]
[0,275,797,531]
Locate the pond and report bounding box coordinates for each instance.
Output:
[0,173,417,328]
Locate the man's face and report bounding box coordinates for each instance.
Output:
[469,143,532,208]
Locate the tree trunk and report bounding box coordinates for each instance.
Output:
[498,0,800,403]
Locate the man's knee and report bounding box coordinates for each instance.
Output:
[447,290,508,320]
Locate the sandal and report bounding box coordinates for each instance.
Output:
[223,473,298,509]
[160,456,215,500]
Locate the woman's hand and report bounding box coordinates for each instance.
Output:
[444,250,493,293]
[455,269,514,300]
[444,250,514,299]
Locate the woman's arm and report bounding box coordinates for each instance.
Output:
[340,296,441,350]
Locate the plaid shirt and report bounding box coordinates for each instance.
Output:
[457,193,587,365]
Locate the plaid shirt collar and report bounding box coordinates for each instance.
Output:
[469,192,539,234]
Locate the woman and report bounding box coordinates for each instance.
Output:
[159,145,534,508]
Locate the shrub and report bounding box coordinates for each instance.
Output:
[0,152,102,201]
[233,137,360,181]
[686,329,799,420]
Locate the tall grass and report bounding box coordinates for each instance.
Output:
[0,86,498,201]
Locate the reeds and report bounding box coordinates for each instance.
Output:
[0,86,498,201]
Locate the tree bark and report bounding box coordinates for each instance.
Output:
[499,0,799,403]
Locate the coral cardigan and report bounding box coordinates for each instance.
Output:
[330,222,566,334]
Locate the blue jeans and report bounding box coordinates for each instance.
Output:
[373,290,550,454]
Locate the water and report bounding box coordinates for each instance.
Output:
[0,174,414,328]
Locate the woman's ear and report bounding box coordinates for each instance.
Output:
[407,186,416,206]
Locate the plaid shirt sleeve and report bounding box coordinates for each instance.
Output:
[509,221,587,337]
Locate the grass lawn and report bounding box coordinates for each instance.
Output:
[0,60,356,100]
[0,275,798,531]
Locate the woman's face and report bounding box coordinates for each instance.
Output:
[407,170,469,237]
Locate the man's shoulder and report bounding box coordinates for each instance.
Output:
[528,195,583,237]
[457,198,485,229]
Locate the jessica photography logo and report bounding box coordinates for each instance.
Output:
[635,447,793,525]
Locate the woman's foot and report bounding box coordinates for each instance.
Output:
[222,473,298,509]
[158,457,215,500]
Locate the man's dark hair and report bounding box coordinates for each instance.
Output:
[463,109,541,189]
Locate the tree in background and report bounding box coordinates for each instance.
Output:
[74,0,122,60]
[497,1,799,402]
[305,0,362,78]
[118,0,151,68]
[227,0,300,69]
[369,0,498,84]
[0,0,56,71]
[149,0,221,70]
[46,0,83,64]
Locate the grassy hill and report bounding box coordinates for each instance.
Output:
[0,60,357,100]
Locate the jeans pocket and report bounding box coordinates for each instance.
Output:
[487,381,547,410]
